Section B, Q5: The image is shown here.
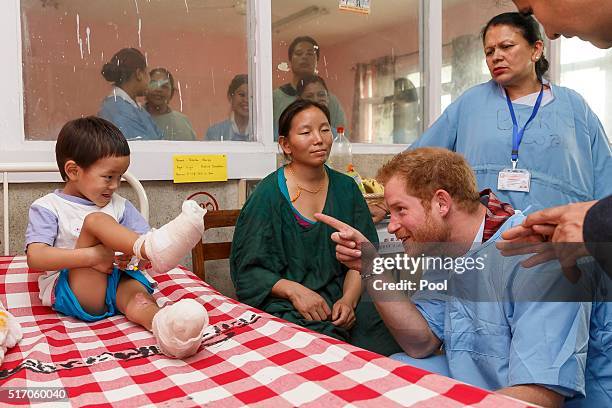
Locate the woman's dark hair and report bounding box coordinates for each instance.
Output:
[56,116,130,181]
[227,74,248,98]
[296,75,329,97]
[481,12,549,81]
[278,99,331,138]
[149,67,175,97]
[101,48,147,86]
[288,36,320,61]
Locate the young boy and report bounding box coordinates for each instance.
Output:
[25,116,208,359]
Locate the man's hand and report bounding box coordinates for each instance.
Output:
[314,213,371,272]
[331,298,356,329]
[287,282,332,322]
[498,201,596,280]
[502,201,596,244]
[88,244,115,274]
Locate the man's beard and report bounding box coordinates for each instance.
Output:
[403,211,452,258]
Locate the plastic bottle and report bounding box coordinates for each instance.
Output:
[328,127,353,173]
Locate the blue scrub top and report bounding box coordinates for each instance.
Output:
[566,298,612,406]
[410,212,591,397]
[411,80,612,212]
[205,119,249,141]
[99,96,163,140]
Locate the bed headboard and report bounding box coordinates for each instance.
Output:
[1,162,149,256]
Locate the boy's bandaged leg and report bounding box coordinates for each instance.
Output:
[133,200,206,274]
[0,301,23,365]
[151,298,208,359]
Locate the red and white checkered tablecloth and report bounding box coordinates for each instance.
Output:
[0,256,529,407]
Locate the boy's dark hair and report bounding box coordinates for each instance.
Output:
[278,99,330,138]
[56,116,130,181]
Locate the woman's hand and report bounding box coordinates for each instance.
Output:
[331,298,356,329]
[287,282,332,322]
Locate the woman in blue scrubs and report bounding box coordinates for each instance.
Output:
[412,13,612,212]
[98,48,162,140]
[205,74,250,141]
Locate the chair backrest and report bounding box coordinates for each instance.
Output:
[191,209,241,281]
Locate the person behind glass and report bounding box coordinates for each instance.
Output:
[410,13,612,213]
[273,36,347,140]
[297,74,330,107]
[296,74,338,137]
[229,99,401,356]
[99,48,163,140]
[205,74,250,141]
[144,68,196,141]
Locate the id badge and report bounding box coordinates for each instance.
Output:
[498,168,531,192]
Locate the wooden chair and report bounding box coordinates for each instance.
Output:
[191,209,241,281]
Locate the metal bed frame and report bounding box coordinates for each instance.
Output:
[1,162,149,255]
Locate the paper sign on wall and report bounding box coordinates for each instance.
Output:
[339,0,370,14]
[173,155,228,183]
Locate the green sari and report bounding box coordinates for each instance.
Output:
[230,166,401,356]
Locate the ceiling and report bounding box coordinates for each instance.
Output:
[22,0,517,45]
[22,0,418,41]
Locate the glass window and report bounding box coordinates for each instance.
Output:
[271,0,421,144]
[21,0,251,142]
[559,37,612,142]
[441,0,516,107]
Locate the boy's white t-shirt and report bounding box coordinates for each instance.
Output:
[25,190,150,306]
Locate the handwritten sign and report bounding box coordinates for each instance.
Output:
[173,155,228,183]
[339,0,370,14]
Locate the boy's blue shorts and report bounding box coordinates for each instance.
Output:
[53,266,154,322]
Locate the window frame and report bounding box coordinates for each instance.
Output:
[1,0,278,182]
[6,0,573,181]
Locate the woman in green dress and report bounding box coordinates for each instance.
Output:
[230,99,400,356]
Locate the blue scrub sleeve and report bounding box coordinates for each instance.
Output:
[506,254,591,397]
[99,99,162,140]
[409,102,458,150]
[507,299,590,397]
[586,108,612,199]
[413,298,446,342]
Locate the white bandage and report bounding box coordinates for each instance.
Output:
[152,298,209,359]
[133,200,206,274]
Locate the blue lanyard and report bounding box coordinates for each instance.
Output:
[505,84,544,169]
